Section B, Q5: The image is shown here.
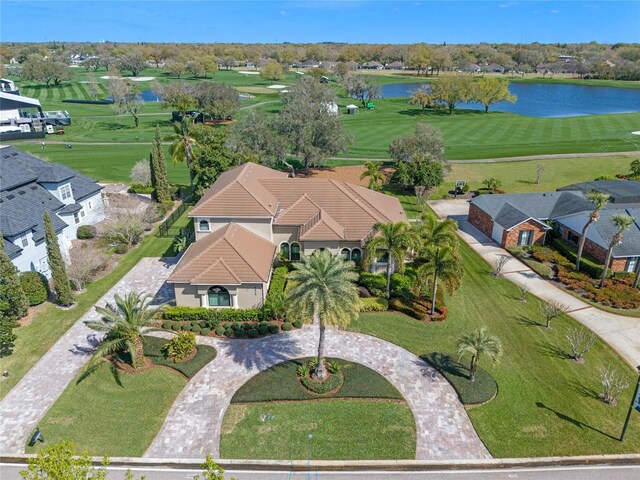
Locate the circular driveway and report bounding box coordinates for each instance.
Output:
[145,327,490,460]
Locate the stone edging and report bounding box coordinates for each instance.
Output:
[2,454,639,471]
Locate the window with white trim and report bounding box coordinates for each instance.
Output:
[59,184,72,201]
[80,207,86,218]
[199,220,210,232]
[19,233,28,247]
[87,201,93,210]
[73,211,81,224]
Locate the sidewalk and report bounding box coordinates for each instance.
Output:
[430,199,640,368]
[0,257,176,454]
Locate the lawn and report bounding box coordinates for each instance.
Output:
[0,228,180,400]
[434,155,636,198]
[231,357,403,403]
[220,400,416,460]
[25,367,186,456]
[348,241,640,457]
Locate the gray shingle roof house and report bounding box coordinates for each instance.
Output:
[0,146,105,277]
[468,182,640,273]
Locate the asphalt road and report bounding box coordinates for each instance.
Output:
[2,464,640,480]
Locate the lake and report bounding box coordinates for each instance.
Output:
[379,82,640,117]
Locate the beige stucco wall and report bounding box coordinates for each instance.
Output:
[193,217,273,242]
[173,282,268,309]
[272,226,298,246]
[173,283,202,308]
[236,283,267,309]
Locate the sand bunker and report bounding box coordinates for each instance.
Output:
[238,71,260,75]
[100,76,155,81]
[632,131,640,135]
[267,85,286,89]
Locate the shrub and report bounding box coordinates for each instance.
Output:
[198,321,208,329]
[247,328,259,338]
[162,321,172,330]
[390,271,416,296]
[128,183,155,194]
[19,271,49,306]
[180,324,191,332]
[190,321,199,328]
[266,266,288,301]
[268,324,280,334]
[234,328,246,338]
[300,371,344,394]
[293,319,303,328]
[76,225,97,239]
[171,323,181,332]
[282,322,293,331]
[162,331,196,361]
[224,328,233,337]
[258,324,269,335]
[214,325,225,336]
[359,297,389,312]
[192,326,202,335]
[552,238,605,279]
[358,272,386,297]
[162,306,260,323]
[114,244,128,254]
[201,328,211,336]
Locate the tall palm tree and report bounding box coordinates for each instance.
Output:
[365,221,414,298]
[457,328,502,382]
[81,292,163,380]
[359,161,385,191]
[419,244,463,315]
[287,250,359,379]
[168,120,199,189]
[599,214,634,288]
[576,192,610,271]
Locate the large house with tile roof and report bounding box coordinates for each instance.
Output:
[0,146,105,277]
[468,181,640,274]
[168,162,407,309]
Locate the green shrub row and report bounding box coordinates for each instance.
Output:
[359,297,389,312]
[162,306,261,324]
[19,271,49,306]
[160,319,302,337]
[128,183,154,194]
[358,272,387,297]
[551,238,605,279]
[508,247,553,279]
[266,266,288,301]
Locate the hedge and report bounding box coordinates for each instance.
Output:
[162,306,261,324]
[19,271,49,306]
[358,272,386,297]
[359,297,389,312]
[552,238,605,279]
[128,183,155,194]
[266,266,288,301]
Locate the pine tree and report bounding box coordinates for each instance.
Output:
[150,125,171,203]
[43,212,74,306]
[0,234,28,357]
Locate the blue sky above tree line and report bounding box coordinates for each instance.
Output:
[2,1,638,44]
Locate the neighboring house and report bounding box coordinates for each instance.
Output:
[361,61,383,70]
[385,61,405,70]
[468,181,640,273]
[0,146,105,277]
[480,63,505,74]
[168,163,407,309]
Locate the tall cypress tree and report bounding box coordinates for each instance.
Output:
[150,125,171,203]
[43,212,74,306]
[0,234,28,357]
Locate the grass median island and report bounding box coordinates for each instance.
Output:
[348,241,640,457]
[222,358,414,460]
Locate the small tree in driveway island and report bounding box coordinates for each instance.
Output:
[457,328,502,382]
[286,251,359,379]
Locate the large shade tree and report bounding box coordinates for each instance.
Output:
[81,292,164,381]
[286,251,359,379]
[599,214,634,288]
[365,222,414,298]
[474,77,516,112]
[457,328,502,382]
[575,192,610,271]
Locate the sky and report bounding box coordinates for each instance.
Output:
[1,0,638,44]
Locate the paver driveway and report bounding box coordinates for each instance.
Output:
[0,257,176,454]
[145,327,490,461]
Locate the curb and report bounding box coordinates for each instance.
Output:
[2,454,640,471]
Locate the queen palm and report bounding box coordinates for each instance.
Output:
[286,250,359,379]
[168,120,199,189]
[575,192,609,271]
[457,328,502,382]
[365,221,414,298]
[599,214,634,288]
[81,292,163,380]
[419,244,463,315]
[359,161,385,191]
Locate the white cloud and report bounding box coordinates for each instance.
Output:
[550,8,560,14]
[499,2,518,8]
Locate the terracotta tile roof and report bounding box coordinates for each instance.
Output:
[299,210,345,240]
[168,223,276,285]
[191,163,407,242]
[190,163,287,217]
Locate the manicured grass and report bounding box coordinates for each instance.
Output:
[25,367,186,456]
[220,400,416,460]
[16,144,190,185]
[231,357,403,403]
[348,241,640,457]
[340,98,640,160]
[0,232,177,400]
[138,335,217,379]
[434,155,636,198]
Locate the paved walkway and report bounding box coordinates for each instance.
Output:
[430,199,640,368]
[145,327,490,461]
[0,257,176,454]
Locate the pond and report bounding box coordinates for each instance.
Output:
[379,82,640,117]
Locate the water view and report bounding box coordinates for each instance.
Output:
[380,82,640,117]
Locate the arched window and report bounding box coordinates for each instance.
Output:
[199,220,210,232]
[340,248,350,260]
[290,243,301,261]
[378,253,389,264]
[280,243,290,260]
[208,286,231,307]
[351,248,362,263]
